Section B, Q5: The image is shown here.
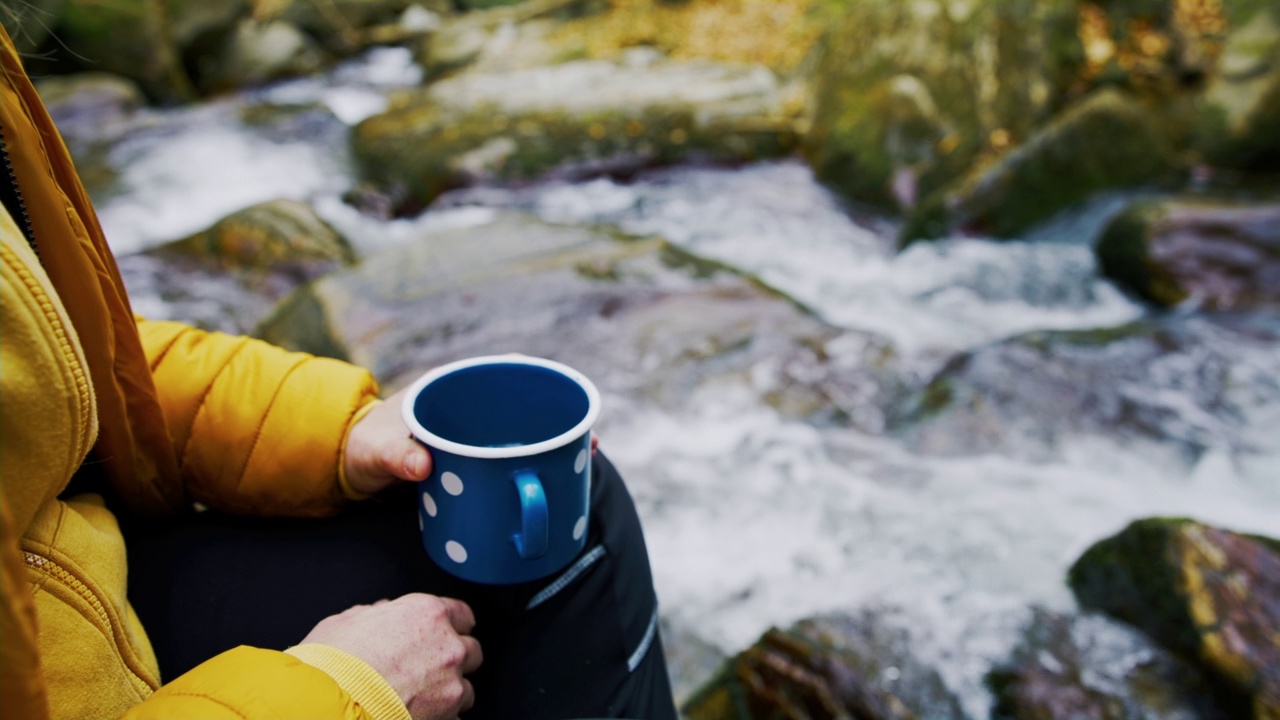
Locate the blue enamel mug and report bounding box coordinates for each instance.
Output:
[401,355,601,584]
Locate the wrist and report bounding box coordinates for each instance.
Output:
[285,643,412,720]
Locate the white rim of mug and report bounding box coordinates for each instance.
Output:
[400,355,602,459]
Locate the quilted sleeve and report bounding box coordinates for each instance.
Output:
[119,647,385,720]
[136,318,380,517]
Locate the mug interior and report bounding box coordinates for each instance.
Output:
[411,362,590,449]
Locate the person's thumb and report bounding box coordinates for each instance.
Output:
[385,438,431,481]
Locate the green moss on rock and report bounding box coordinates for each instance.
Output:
[58,0,196,103]
[682,616,965,720]
[1068,517,1204,660]
[1068,517,1280,718]
[157,199,356,273]
[804,0,1081,216]
[1096,196,1280,310]
[913,89,1178,241]
[1095,198,1187,306]
[352,61,797,211]
[254,283,351,361]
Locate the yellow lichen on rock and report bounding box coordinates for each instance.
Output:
[1177,525,1262,697]
[551,0,831,75]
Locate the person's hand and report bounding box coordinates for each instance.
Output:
[298,594,482,720]
[344,383,601,497]
[344,386,431,497]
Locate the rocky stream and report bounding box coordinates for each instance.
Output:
[10,0,1280,716]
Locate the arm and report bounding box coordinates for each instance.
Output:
[119,647,388,720]
[137,318,379,517]
[120,595,481,720]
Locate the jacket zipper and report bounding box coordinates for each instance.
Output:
[0,120,39,263]
[23,550,154,697]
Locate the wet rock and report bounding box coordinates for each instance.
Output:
[415,0,595,78]
[901,89,1180,243]
[197,19,327,92]
[119,199,356,334]
[660,617,729,711]
[1096,197,1280,310]
[278,0,429,54]
[1068,518,1280,718]
[457,0,526,9]
[352,52,798,212]
[163,0,247,52]
[158,198,355,270]
[253,213,875,421]
[898,314,1280,461]
[807,0,1271,233]
[987,607,1235,720]
[527,0,831,79]
[804,0,1080,215]
[45,0,435,100]
[682,611,967,720]
[418,15,578,80]
[804,72,949,213]
[56,0,196,103]
[33,72,146,147]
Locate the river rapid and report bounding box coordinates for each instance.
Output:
[90,48,1280,715]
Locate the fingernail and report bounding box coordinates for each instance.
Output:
[408,453,427,478]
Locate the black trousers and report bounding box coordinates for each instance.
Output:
[123,453,677,720]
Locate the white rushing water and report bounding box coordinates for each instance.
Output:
[89,49,1280,717]
[469,164,1280,712]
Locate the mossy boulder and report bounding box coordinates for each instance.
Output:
[119,199,356,334]
[196,18,327,93]
[277,0,427,53]
[351,54,798,213]
[156,198,356,273]
[901,88,1179,243]
[456,0,526,9]
[39,0,432,101]
[55,0,197,103]
[682,612,966,720]
[803,0,1081,215]
[987,608,1236,720]
[1068,518,1280,719]
[1192,4,1280,170]
[33,72,146,146]
[1096,197,1280,309]
[808,0,1261,225]
[539,0,834,78]
[413,0,594,79]
[804,72,949,213]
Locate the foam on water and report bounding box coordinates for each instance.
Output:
[599,382,1280,716]
[313,195,499,257]
[469,162,1146,354]
[95,105,347,255]
[95,47,425,256]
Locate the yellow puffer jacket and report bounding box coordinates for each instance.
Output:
[1,25,408,720]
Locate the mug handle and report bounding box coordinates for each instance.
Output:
[512,471,548,559]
